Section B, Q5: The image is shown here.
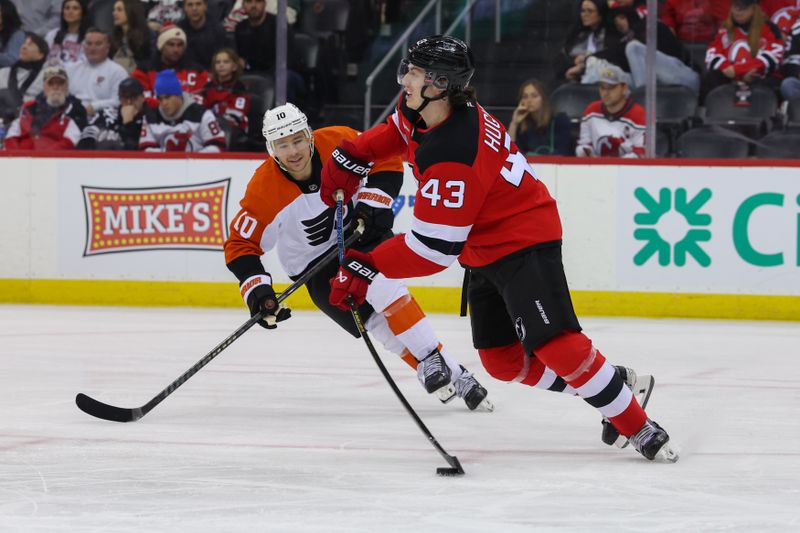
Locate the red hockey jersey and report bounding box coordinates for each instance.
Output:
[705,21,785,78]
[200,79,250,132]
[349,95,562,278]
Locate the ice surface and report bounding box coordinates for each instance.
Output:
[1,305,798,532]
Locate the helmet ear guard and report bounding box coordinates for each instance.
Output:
[262,103,314,161]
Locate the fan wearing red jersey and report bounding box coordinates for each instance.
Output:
[223,103,493,411]
[322,35,677,462]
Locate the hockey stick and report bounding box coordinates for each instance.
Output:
[75,230,363,423]
[334,191,464,476]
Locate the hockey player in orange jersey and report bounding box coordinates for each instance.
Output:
[223,103,493,411]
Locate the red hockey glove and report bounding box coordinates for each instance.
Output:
[329,249,378,311]
[241,274,292,329]
[321,140,374,207]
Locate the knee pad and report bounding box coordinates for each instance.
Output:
[534,331,603,387]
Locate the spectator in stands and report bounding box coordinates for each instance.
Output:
[201,47,249,148]
[776,6,800,100]
[133,24,208,99]
[0,32,48,119]
[660,0,730,43]
[223,0,298,34]
[111,0,156,73]
[10,0,60,37]
[608,0,647,15]
[235,0,292,73]
[45,0,88,66]
[508,79,573,156]
[139,68,225,151]
[66,28,128,117]
[1,0,25,68]
[3,61,86,149]
[702,0,784,101]
[78,76,152,150]
[178,0,230,69]
[556,0,622,84]
[762,0,800,19]
[576,62,645,158]
[605,5,700,93]
[145,0,183,33]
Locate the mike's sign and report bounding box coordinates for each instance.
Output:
[82,179,230,256]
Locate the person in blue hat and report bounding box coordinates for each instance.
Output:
[139,68,225,152]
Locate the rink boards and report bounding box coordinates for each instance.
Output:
[1,152,799,320]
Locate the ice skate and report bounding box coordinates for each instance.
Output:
[601,366,654,448]
[453,366,494,411]
[630,418,679,462]
[417,348,454,399]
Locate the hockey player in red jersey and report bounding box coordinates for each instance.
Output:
[320,35,678,462]
[223,103,493,411]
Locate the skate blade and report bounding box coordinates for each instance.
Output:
[474,397,494,412]
[654,443,679,463]
[435,384,456,404]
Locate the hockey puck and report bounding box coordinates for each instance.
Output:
[436,467,464,477]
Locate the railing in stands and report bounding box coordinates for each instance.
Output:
[364,0,500,130]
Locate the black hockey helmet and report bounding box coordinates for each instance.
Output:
[397,35,476,92]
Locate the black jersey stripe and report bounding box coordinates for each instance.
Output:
[411,230,465,257]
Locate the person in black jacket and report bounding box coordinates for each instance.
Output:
[178,0,231,69]
[78,76,152,150]
[555,0,622,83]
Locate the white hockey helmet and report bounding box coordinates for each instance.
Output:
[262,103,314,159]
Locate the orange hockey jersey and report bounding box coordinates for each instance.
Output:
[224,126,404,281]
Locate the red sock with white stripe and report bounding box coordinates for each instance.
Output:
[534,331,646,438]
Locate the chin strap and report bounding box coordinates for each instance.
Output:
[411,85,448,114]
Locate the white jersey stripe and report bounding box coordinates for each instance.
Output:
[411,217,472,243]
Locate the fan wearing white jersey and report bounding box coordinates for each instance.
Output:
[576,62,646,158]
[223,103,493,411]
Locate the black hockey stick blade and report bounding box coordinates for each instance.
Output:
[75,228,363,423]
[75,393,144,423]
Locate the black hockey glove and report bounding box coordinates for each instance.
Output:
[354,203,394,247]
[241,274,292,329]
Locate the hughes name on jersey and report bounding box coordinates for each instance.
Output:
[224,126,404,282]
[346,94,562,278]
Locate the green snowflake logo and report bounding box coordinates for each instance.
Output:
[633,187,712,267]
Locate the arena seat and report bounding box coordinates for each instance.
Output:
[753,130,800,159]
[631,84,698,128]
[550,83,599,121]
[675,127,750,158]
[703,84,778,131]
